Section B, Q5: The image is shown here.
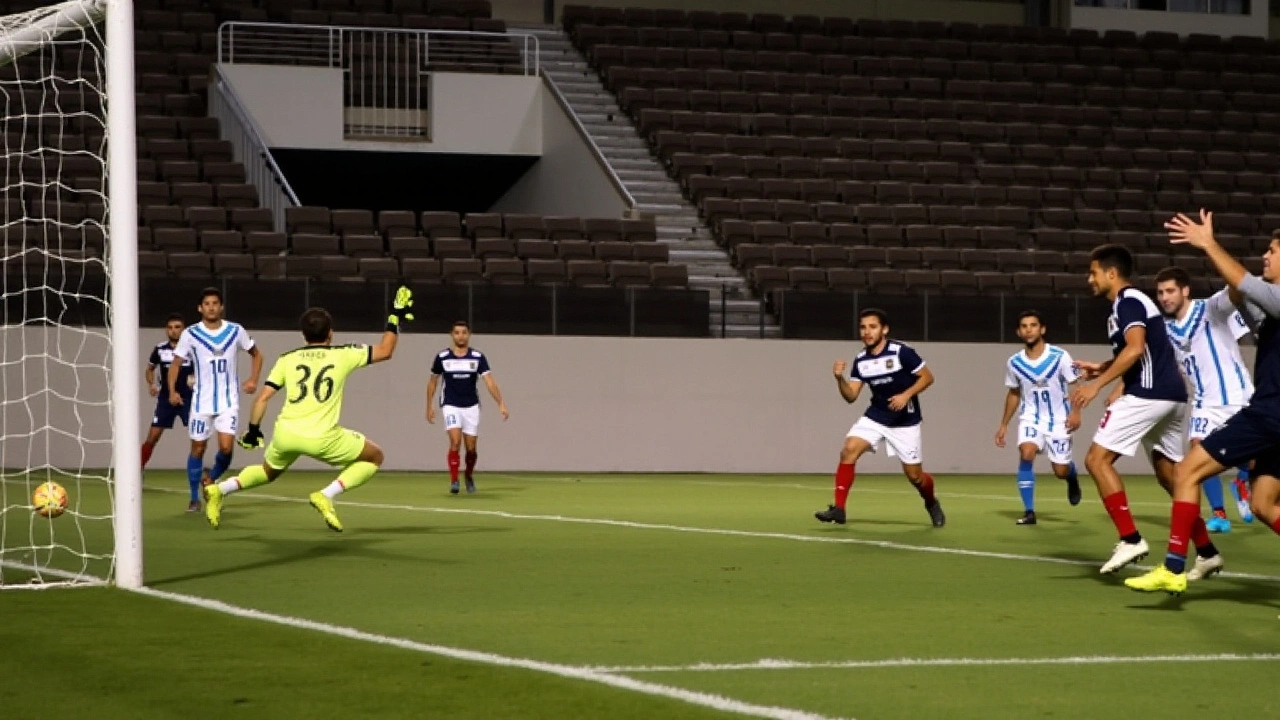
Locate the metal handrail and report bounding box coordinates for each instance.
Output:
[540,70,636,213]
[209,64,299,231]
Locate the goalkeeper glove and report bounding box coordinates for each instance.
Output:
[239,424,264,450]
[386,285,415,333]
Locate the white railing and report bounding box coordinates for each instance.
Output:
[217,22,540,140]
[208,65,299,232]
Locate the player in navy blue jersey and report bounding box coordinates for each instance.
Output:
[141,315,194,494]
[426,320,509,494]
[1069,244,1221,576]
[816,309,945,528]
[1129,212,1280,595]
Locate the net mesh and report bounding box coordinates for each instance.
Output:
[0,0,112,589]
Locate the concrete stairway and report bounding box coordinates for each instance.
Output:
[511,23,780,338]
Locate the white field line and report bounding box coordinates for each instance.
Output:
[0,559,108,589]
[590,653,1280,674]
[149,487,1280,583]
[133,586,848,720]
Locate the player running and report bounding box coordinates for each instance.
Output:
[816,308,946,528]
[1128,212,1280,595]
[142,314,194,487]
[1069,245,1221,575]
[204,287,415,532]
[168,288,262,512]
[425,320,509,495]
[994,310,1084,525]
[1155,265,1255,534]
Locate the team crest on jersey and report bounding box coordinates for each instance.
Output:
[1106,316,1118,336]
[885,359,896,370]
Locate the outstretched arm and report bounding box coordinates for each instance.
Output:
[370,328,400,363]
[1071,326,1146,409]
[482,374,509,420]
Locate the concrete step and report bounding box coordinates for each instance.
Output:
[669,249,728,264]
[609,158,660,171]
[636,203,685,214]
[718,325,782,339]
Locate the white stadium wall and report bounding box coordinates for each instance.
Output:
[8,329,1229,477]
[489,77,632,218]
[218,65,543,155]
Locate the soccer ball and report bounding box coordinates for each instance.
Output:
[32,481,68,519]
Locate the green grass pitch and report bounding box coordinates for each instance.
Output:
[3,471,1280,720]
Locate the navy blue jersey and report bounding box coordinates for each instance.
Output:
[1108,286,1187,402]
[849,340,926,427]
[430,348,491,408]
[149,340,193,398]
[1238,275,1280,418]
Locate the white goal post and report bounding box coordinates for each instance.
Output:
[0,0,139,589]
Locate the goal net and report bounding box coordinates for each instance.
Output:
[0,0,138,589]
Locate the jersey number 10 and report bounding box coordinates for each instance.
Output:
[290,364,336,404]
[208,358,227,374]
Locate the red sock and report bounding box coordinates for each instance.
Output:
[834,463,854,509]
[1269,516,1280,537]
[141,442,155,469]
[1167,500,1201,565]
[1190,516,1211,551]
[464,450,477,479]
[1102,491,1138,539]
[913,472,937,504]
[447,450,460,482]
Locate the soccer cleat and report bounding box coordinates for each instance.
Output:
[927,500,946,528]
[465,478,476,494]
[1187,554,1225,582]
[1066,476,1082,507]
[1124,565,1187,595]
[186,500,201,513]
[309,492,343,533]
[203,483,223,529]
[1100,538,1149,574]
[814,505,846,524]
[1231,479,1254,523]
[1205,516,1232,534]
[1016,511,1037,525]
[450,480,460,495]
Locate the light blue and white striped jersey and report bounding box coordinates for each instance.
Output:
[1164,289,1253,410]
[1004,344,1079,434]
[173,320,256,415]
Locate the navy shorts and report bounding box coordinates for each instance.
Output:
[151,396,190,429]
[1199,406,1280,479]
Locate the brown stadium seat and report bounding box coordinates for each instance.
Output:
[594,241,634,263]
[212,253,255,278]
[330,209,376,237]
[154,228,198,252]
[557,239,595,261]
[286,207,331,235]
[357,258,401,281]
[199,229,243,254]
[527,258,568,285]
[421,211,463,238]
[379,211,418,239]
[291,233,341,256]
[608,261,652,287]
[475,237,516,259]
[342,235,384,258]
[401,258,442,283]
[389,236,431,259]
[485,258,526,285]
[432,237,474,259]
[442,258,485,284]
[568,259,610,287]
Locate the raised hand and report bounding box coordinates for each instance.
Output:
[388,286,415,329]
[1164,209,1216,250]
[833,360,847,379]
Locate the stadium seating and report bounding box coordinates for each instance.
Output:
[562,5,1280,298]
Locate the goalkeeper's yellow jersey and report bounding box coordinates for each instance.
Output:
[265,343,370,436]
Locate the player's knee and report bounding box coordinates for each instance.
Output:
[839,446,861,464]
[190,441,207,457]
[362,441,385,466]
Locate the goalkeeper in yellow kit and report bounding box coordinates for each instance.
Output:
[203,287,414,532]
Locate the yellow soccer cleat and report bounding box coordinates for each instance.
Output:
[1124,565,1187,596]
[204,482,224,530]
[309,492,343,533]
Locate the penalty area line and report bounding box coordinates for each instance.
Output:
[589,652,1280,674]
[132,586,849,720]
[148,486,1280,584]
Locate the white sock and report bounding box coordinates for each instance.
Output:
[321,480,345,499]
[217,478,242,495]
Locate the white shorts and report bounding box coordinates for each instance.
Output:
[1092,395,1185,461]
[189,411,238,441]
[847,417,923,465]
[1017,422,1074,465]
[442,404,480,436]
[1188,405,1245,442]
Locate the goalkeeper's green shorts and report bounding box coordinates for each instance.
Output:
[265,426,367,471]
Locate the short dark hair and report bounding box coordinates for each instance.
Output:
[452,320,470,330]
[166,312,184,324]
[1089,244,1134,279]
[1154,266,1192,288]
[300,308,333,343]
[199,286,223,304]
[1017,309,1044,326]
[858,308,889,327]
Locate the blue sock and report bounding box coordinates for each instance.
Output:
[1066,462,1078,484]
[1166,553,1187,574]
[186,455,203,502]
[1203,475,1226,513]
[210,451,233,482]
[1237,466,1252,482]
[1017,459,1035,512]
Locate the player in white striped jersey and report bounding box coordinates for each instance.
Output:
[1156,266,1255,536]
[995,310,1084,525]
[168,287,263,512]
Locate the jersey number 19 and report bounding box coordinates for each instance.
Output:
[290,364,335,404]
